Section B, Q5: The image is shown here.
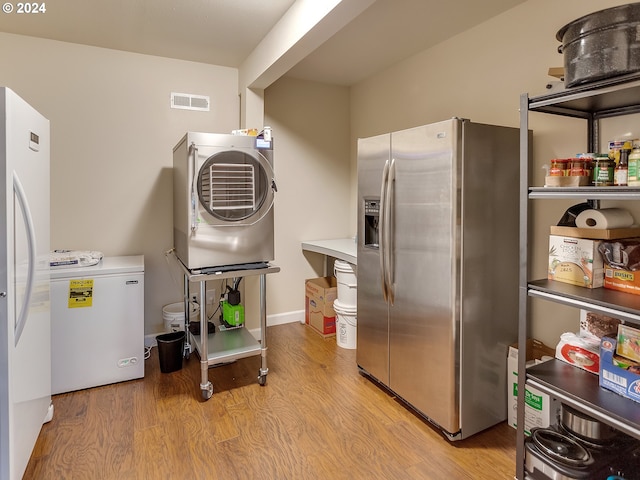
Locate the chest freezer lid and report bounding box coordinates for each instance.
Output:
[50,255,144,279]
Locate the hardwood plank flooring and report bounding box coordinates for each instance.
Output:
[24,323,516,479]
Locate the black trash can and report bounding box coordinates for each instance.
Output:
[156,331,185,373]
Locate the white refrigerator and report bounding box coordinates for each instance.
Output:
[0,87,51,479]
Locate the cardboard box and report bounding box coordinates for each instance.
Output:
[579,310,621,341]
[550,226,640,240]
[545,175,590,187]
[599,336,640,404]
[600,237,640,270]
[305,277,337,336]
[548,235,604,288]
[507,339,560,434]
[601,238,640,295]
[604,266,640,296]
[616,324,640,363]
[548,67,565,79]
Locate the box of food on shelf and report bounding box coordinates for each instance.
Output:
[599,336,640,404]
[599,238,640,270]
[507,339,560,434]
[548,235,604,288]
[616,324,640,363]
[305,277,337,336]
[555,332,600,374]
[604,267,640,295]
[580,310,621,341]
[550,226,640,240]
[601,237,640,295]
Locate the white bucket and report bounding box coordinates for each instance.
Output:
[163,302,200,332]
[333,299,357,349]
[334,260,357,306]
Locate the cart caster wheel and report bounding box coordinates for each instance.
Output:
[184,352,190,361]
[258,374,267,386]
[201,382,213,400]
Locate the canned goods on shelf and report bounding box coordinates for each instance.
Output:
[549,158,569,176]
[609,140,635,164]
[593,155,614,186]
[569,158,587,176]
[609,140,625,164]
[629,146,640,186]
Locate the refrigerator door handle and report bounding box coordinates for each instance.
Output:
[379,159,390,302]
[12,171,36,347]
[385,158,395,305]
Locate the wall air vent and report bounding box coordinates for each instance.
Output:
[170,92,210,111]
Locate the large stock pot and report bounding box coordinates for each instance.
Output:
[557,3,640,87]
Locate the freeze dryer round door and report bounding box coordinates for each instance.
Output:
[197,148,274,226]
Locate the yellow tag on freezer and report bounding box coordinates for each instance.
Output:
[68,279,93,308]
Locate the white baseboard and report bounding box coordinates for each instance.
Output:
[267,309,304,327]
[248,309,304,338]
[145,309,304,347]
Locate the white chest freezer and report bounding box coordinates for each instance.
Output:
[51,255,144,394]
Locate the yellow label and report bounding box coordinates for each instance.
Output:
[68,279,93,308]
[551,262,590,286]
[613,270,635,282]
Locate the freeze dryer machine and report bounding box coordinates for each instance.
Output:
[173,132,276,270]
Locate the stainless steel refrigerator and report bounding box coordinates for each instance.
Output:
[356,118,519,440]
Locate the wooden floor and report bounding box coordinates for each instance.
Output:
[25,322,516,480]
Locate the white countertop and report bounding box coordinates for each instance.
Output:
[301,238,356,265]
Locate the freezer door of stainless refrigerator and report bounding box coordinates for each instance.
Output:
[388,120,460,434]
[356,133,390,385]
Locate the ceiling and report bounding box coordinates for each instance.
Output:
[0,0,525,86]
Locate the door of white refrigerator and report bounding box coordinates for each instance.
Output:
[0,87,51,480]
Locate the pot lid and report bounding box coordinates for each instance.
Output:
[556,2,640,42]
[531,428,593,467]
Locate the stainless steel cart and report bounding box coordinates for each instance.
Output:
[171,252,280,400]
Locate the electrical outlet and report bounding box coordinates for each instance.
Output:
[117,356,138,368]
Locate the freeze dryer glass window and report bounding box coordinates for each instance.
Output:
[197,150,268,221]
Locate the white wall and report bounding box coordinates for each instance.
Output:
[349,0,635,346]
[0,32,352,334]
[263,77,352,319]
[0,33,239,336]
